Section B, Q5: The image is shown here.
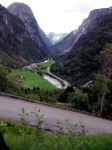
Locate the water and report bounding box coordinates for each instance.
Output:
[43,74,62,89]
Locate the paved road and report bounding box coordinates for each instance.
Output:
[0,96,112,134]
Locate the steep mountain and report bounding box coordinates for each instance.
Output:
[51,6,112,56]
[51,13,112,86]
[50,30,76,55]
[39,28,53,48]
[0,4,49,67]
[7,2,52,48]
[47,32,68,45]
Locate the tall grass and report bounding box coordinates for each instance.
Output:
[4,130,112,150]
[1,107,112,150]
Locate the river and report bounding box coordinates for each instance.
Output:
[43,74,62,89]
[28,60,69,89]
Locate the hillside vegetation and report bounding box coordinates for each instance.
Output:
[51,14,112,86]
[50,14,112,118]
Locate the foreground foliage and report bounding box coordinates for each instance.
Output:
[0,107,112,150]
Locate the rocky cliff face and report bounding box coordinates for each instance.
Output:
[51,6,112,56]
[7,2,52,48]
[0,4,49,67]
[50,30,76,55]
[39,28,53,48]
[76,7,112,42]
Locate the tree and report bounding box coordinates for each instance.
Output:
[92,73,107,114]
[0,65,8,92]
[58,86,74,107]
[99,44,112,116]
[104,80,112,119]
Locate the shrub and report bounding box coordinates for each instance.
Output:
[69,90,91,111]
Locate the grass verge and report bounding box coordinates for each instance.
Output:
[2,120,112,150]
[0,107,112,150]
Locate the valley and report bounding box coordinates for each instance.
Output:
[0,3,112,149]
[0,3,112,119]
[9,60,67,90]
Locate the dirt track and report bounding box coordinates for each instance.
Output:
[0,96,112,134]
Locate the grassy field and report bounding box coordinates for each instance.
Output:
[1,119,112,150]
[38,59,55,73]
[9,68,57,90]
[38,60,66,87]
[39,60,55,68]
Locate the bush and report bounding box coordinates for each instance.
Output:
[68,90,91,111]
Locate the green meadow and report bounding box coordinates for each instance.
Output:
[38,59,55,73]
[9,68,56,90]
[39,60,55,68]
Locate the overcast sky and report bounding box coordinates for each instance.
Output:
[1,0,112,34]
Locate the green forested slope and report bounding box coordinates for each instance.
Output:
[51,14,112,86]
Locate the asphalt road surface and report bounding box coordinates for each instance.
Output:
[0,96,112,134]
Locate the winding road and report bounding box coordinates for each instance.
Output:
[0,95,112,134]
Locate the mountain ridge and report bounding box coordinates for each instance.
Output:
[0,4,50,67]
[50,6,112,56]
[51,13,112,86]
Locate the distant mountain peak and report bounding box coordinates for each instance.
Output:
[7,2,35,18]
[47,32,68,45]
[7,2,43,47]
[50,6,112,56]
[7,2,52,48]
[0,3,50,67]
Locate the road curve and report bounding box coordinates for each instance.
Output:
[0,96,112,134]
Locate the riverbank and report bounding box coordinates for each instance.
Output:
[36,59,69,89]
